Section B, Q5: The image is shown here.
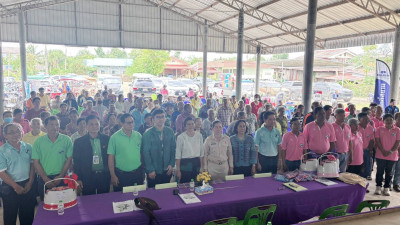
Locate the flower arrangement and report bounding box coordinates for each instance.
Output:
[196,171,211,184]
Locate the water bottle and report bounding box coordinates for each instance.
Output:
[190,179,195,191]
[133,183,139,196]
[58,200,64,215]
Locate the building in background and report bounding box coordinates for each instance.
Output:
[85,58,133,75]
[162,57,191,78]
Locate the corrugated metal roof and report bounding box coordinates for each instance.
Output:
[0,0,399,54]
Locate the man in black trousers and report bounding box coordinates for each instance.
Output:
[73,115,110,195]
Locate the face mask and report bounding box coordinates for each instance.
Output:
[4,117,13,123]
[255,98,259,101]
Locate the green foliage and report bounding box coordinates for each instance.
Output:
[270,53,288,60]
[343,76,375,98]
[94,47,106,58]
[184,56,202,65]
[351,45,393,75]
[125,49,170,76]
[67,49,96,75]
[106,48,127,58]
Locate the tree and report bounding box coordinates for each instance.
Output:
[67,49,96,75]
[125,49,170,76]
[94,47,106,58]
[270,53,288,60]
[48,50,67,75]
[106,48,127,58]
[184,56,202,65]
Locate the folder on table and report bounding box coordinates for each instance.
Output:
[253,173,272,178]
[122,184,146,193]
[225,174,244,181]
[283,182,307,192]
[155,182,177,190]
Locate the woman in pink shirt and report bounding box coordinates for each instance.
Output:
[371,105,384,128]
[347,118,363,175]
[374,114,400,196]
[281,117,307,171]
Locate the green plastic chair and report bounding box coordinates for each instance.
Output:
[237,204,277,225]
[355,200,390,213]
[319,204,349,220]
[205,217,237,225]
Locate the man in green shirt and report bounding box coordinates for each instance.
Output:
[32,116,73,200]
[73,115,110,195]
[142,109,176,188]
[108,113,143,192]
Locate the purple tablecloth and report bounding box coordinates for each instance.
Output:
[33,177,366,225]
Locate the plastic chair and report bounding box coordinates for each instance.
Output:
[319,204,349,220]
[237,204,277,225]
[205,217,237,225]
[355,200,390,213]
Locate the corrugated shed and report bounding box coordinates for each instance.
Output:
[0,0,399,54]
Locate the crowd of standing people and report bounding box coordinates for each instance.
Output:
[1,85,400,225]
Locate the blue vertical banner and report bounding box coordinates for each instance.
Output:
[374,59,391,109]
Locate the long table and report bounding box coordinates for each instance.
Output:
[33,177,366,225]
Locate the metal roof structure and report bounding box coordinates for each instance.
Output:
[0,0,399,54]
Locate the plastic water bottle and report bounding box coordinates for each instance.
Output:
[58,200,64,215]
[190,179,195,191]
[133,183,139,196]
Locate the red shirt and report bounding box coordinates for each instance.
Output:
[251,101,263,118]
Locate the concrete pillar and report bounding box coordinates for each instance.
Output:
[236,9,244,101]
[255,45,261,95]
[302,0,318,114]
[19,11,27,100]
[390,26,400,102]
[202,21,208,98]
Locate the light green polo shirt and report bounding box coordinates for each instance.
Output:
[107,129,142,172]
[255,126,282,157]
[0,142,32,182]
[32,134,73,176]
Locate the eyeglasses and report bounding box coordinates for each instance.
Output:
[124,121,134,125]
[155,115,165,119]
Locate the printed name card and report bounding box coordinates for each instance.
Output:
[225,174,244,181]
[155,182,178,190]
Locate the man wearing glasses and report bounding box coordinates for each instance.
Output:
[107,113,143,192]
[142,109,176,188]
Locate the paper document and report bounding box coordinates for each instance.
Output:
[112,200,141,214]
[178,193,201,204]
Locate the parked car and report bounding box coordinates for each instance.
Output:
[180,78,199,92]
[101,76,123,94]
[282,81,303,100]
[208,81,234,97]
[166,80,187,96]
[313,82,353,102]
[131,78,157,96]
[151,78,165,92]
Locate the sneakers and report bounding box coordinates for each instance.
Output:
[374,186,382,195]
[383,188,391,196]
[367,176,372,180]
[394,185,400,192]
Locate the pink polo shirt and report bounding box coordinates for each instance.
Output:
[349,131,363,166]
[358,124,374,149]
[371,117,384,128]
[303,121,336,155]
[281,131,307,161]
[332,123,351,153]
[375,126,400,161]
[17,119,32,134]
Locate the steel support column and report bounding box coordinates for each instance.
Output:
[236,9,244,100]
[18,11,27,100]
[302,0,318,113]
[255,45,261,95]
[202,21,208,97]
[390,26,400,102]
[0,19,3,118]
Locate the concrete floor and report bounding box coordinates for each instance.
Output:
[1,165,399,225]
